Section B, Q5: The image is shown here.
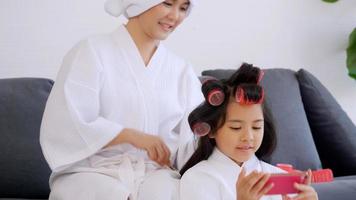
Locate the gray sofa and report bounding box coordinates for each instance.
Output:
[0,68,355,199]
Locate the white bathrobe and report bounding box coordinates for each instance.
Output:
[180,148,286,200]
[40,24,203,200]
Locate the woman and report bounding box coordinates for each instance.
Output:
[40,0,202,199]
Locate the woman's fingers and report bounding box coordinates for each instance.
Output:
[147,146,157,161]
[157,142,172,166]
[154,143,166,165]
[143,135,171,166]
[161,143,171,165]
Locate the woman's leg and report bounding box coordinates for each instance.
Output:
[137,169,180,200]
[49,172,130,200]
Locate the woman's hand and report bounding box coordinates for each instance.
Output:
[282,170,318,200]
[131,132,171,167]
[236,168,274,200]
[104,128,171,167]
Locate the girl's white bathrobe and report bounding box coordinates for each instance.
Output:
[180,148,286,200]
[40,24,203,200]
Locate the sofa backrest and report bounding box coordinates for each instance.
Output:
[0,78,53,198]
[297,69,356,177]
[201,68,323,170]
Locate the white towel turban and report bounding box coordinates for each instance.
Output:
[104,0,195,18]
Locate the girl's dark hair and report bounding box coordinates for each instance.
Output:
[180,63,277,176]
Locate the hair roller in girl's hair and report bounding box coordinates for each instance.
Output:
[235,87,245,104]
[234,85,264,105]
[201,76,225,106]
[192,122,211,136]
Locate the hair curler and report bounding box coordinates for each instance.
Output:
[201,76,225,106]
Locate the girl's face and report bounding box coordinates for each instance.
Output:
[136,0,190,41]
[212,99,264,166]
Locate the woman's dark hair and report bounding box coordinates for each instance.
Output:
[180,63,277,176]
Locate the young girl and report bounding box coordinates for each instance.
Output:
[40,0,203,200]
[180,63,318,200]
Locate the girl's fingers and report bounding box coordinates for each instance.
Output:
[282,195,292,200]
[292,193,315,200]
[237,168,246,183]
[294,183,313,192]
[293,183,318,200]
[236,168,249,191]
[253,173,271,194]
[257,181,274,198]
[305,169,312,185]
[244,171,265,192]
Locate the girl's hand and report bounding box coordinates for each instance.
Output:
[282,170,318,200]
[236,168,274,200]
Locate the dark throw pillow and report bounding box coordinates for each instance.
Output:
[297,69,356,177]
[0,78,53,198]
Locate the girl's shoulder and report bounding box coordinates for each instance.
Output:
[181,160,217,179]
[182,160,212,176]
[180,161,226,199]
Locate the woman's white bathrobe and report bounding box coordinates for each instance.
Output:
[180,148,286,200]
[40,24,203,200]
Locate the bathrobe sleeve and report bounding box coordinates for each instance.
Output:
[40,39,123,171]
[175,64,204,170]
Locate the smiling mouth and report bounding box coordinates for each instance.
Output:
[159,22,174,32]
[236,146,253,150]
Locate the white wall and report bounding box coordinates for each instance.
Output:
[1,0,355,123]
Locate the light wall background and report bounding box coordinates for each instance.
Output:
[1,0,355,123]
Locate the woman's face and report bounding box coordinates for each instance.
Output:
[136,0,190,41]
[213,99,264,166]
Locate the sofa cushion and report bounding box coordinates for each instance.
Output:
[312,179,356,200]
[0,78,53,198]
[297,69,356,177]
[202,68,322,170]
